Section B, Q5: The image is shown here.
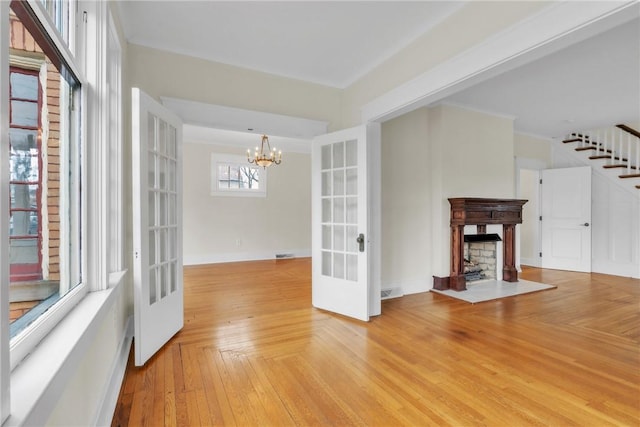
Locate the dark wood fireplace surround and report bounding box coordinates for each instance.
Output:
[433,198,527,291]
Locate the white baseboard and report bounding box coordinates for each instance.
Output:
[94,315,133,427]
[184,249,311,266]
[521,257,541,268]
[593,261,639,280]
[383,278,430,296]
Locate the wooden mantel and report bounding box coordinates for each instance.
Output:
[434,198,528,292]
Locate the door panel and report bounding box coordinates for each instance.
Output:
[132,88,183,366]
[541,166,591,272]
[312,124,380,321]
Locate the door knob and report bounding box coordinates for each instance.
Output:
[580,222,590,227]
[356,233,365,252]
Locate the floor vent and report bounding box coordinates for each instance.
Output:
[381,287,403,300]
[275,253,294,259]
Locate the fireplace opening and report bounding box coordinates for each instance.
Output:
[463,234,501,282]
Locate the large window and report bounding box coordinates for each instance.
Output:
[7,1,82,341]
[1,0,121,422]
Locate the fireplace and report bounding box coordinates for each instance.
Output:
[464,233,501,281]
[433,198,527,291]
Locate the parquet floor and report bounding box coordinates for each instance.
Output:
[112,259,640,426]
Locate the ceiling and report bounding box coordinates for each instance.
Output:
[440,17,640,139]
[117,1,464,88]
[117,1,639,143]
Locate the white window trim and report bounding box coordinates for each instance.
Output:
[1,1,10,423]
[2,0,124,423]
[5,0,88,373]
[210,153,268,197]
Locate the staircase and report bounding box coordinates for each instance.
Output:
[562,124,640,191]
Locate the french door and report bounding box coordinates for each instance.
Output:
[132,88,183,366]
[311,124,380,321]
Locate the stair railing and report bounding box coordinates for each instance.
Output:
[616,124,640,175]
[569,124,639,188]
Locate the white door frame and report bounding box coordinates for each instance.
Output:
[516,157,547,268]
[361,2,637,123]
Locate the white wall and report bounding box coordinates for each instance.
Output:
[552,142,640,278]
[183,143,311,264]
[592,177,640,278]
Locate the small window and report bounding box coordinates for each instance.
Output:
[211,154,267,197]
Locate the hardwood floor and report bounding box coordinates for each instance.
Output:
[112,259,640,426]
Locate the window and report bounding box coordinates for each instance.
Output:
[1,0,121,422]
[9,68,42,283]
[7,1,82,344]
[211,153,267,197]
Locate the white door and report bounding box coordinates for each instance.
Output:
[541,166,591,272]
[312,124,380,321]
[132,88,183,366]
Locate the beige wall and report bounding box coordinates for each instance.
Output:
[127,44,343,131]
[381,108,430,294]
[519,169,540,264]
[183,143,311,264]
[515,133,552,166]
[381,104,515,293]
[430,104,515,278]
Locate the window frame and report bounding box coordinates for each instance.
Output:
[5,0,87,372]
[1,0,123,423]
[210,153,268,198]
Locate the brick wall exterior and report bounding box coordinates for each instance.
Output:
[9,11,61,282]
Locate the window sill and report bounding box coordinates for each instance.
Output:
[4,276,125,427]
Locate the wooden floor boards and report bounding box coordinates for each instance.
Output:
[112,259,640,426]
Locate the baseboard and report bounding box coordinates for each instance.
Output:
[592,261,639,279]
[93,315,133,427]
[184,249,311,266]
[520,257,541,268]
[383,278,430,296]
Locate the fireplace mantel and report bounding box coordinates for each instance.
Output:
[434,198,527,291]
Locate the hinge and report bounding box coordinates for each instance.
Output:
[83,11,87,23]
[539,179,542,184]
[539,252,542,257]
[539,216,542,221]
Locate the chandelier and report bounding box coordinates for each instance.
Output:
[247,134,282,168]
